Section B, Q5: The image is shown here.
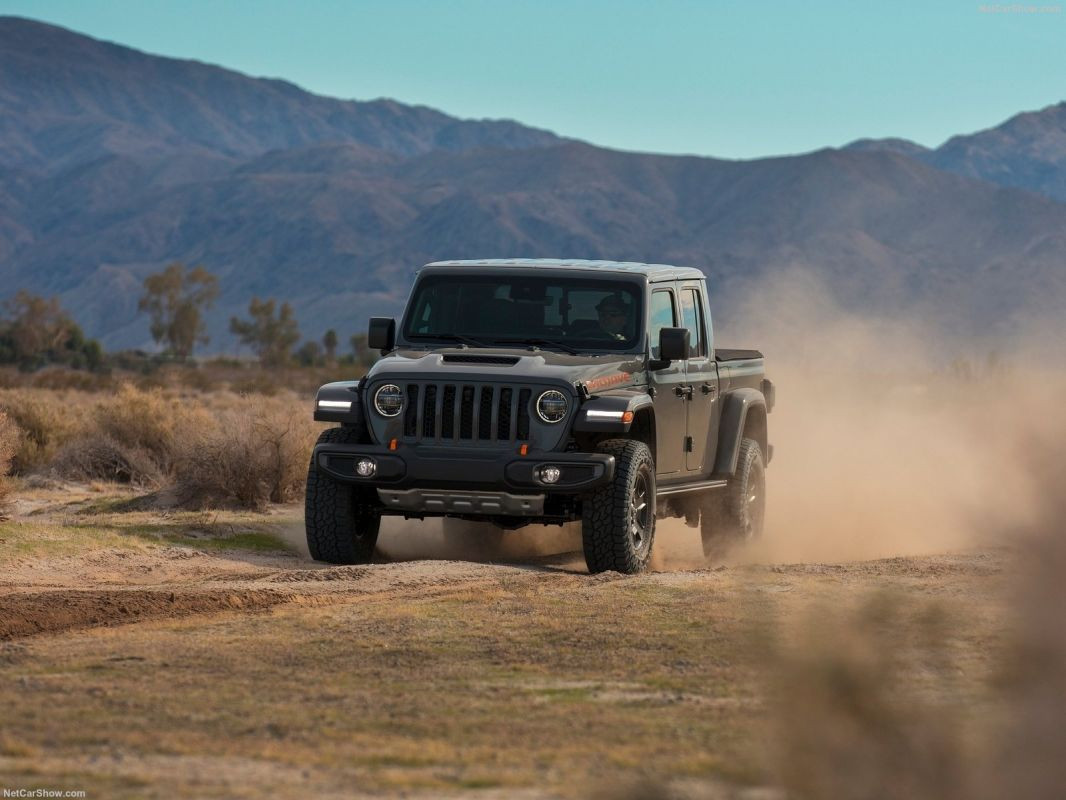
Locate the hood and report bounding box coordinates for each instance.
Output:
[366,347,647,393]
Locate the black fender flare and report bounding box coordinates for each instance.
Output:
[572,391,654,434]
[313,380,364,425]
[713,388,768,475]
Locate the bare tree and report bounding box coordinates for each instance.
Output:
[229,298,301,367]
[138,263,219,360]
[322,329,338,363]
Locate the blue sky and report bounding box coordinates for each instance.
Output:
[4,0,1065,158]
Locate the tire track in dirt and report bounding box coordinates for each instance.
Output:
[0,560,597,641]
[0,588,309,640]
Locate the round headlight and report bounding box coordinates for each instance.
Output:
[536,390,568,423]
[374,384,404,417]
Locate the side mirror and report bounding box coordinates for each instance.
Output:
[368,317,396,351]
[658,327,689,363]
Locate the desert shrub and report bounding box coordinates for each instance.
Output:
[171,403,317,509]
[52,434,163,488]
[92,383,212,471]
[0,410,19,516]
[0,389,86,473]
[230,372,280,396]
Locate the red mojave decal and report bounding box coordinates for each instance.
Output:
[583,372,632,392]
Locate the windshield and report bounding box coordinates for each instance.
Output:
[402,274,643,352]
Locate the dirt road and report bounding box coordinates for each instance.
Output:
[0,485,1012,799]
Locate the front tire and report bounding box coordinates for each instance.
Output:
[305,426,381,564]
[700,437,765,558]
[581,439,656,574]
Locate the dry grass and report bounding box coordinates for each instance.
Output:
[0,547,1009,799]
[0,361,366,396]
[0,386,319,509]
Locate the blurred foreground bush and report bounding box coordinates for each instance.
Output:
[766,434,1066,800]
[0,410,18,516]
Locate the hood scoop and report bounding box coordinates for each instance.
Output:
[441,354,520,366]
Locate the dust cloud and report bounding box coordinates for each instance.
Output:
[376,516,581,566]
[723,269,1063,564]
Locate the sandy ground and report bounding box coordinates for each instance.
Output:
[0,483,1013,799]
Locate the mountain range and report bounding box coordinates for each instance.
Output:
[1,16,1064,352]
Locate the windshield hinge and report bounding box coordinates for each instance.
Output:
[576,382,591,400]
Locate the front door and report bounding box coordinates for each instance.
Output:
[647,286,686,476]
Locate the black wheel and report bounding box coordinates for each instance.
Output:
[700,437,765,558]
[581,439,656,574]
[305,422,380,564]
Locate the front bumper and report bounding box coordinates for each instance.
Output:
[312,442,615,496]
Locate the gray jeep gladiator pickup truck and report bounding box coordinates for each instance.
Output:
[307,259,774,574]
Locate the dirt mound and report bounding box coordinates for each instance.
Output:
[0,588,298,640]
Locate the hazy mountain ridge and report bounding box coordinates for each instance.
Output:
[0,16,562,172]
[1,16,1064,352]
[845,102,1066,203]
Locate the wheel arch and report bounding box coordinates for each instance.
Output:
[572,391,656,462]
[713,388,768,475]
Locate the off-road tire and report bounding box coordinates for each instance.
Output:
[581,439,656,574]
[700,437,765,558]
[305,423,380,564]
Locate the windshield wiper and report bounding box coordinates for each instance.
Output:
[491,337,579,355]
[408,333,488,348]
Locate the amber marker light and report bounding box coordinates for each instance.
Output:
[389,438,398,451]
[622,411,634,423]
[519,443,529,456]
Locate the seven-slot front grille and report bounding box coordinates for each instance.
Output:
[399,382,534,444]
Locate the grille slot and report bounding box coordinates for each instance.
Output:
[441,385,456,439]
[516,388,531,439]
[404,385,419,437]
[392,382,539,445]
[478,387,493,440]
[497,388,513,440]
[422,385,438,438]
[459,386,475,438]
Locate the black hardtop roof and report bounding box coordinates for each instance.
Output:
[422,258,705,282]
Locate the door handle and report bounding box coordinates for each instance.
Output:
[675,385,693,399]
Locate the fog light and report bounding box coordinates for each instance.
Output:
[539,466,561,484]
[355,458,376,477]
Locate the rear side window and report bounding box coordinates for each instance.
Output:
[679,288,705,357]
[649,290,675,359]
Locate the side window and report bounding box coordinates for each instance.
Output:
[649,290,676,359]
[679,288,705,358]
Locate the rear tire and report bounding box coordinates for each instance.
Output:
[700,437,765,558]
[581,439,656,574]
[305,425,380,564]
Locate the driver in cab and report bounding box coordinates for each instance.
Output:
[595,294,630,340]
